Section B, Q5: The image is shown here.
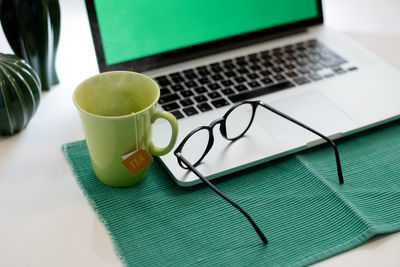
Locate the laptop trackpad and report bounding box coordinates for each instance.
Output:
[256,91,355,146]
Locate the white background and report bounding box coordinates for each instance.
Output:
[0,0,399,266]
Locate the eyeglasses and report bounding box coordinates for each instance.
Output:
[174,100,344,244]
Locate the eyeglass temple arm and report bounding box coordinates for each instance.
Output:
[259,101,344,184]
[176,153,268,245]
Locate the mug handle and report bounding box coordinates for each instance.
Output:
[148,110,179,156]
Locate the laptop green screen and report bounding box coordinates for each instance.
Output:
[93,0,319,65]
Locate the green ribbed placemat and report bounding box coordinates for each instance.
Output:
[62,121,400,266]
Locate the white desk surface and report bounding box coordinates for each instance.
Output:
[1,0,399,266]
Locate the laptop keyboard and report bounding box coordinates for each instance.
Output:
[154,39,358,119]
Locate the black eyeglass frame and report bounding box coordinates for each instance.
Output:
[174,100,345,245]
[175,102,255,168]
[175,100,344,184]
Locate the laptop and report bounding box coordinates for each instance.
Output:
[85,0,400,186]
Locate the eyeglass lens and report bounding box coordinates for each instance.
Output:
[179,127,210,167]
[224,102,254,140]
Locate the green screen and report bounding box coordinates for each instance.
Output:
[94,0,319,65]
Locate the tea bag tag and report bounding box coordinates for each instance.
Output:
[121,114,153,174]
[122,149,153,175]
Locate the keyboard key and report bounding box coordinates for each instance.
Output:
[170,72,182,78]
[234,84,249,92]
[199,70,211,76]
[333,67,346,74]
[207,83,221,90]
[211,98,230,108]
[181,90,194,97]
[297,67,310,74]
[184,81,198,88]
[248,56,260,63]
[248,81,261,88]
[259,70,271,76]
[296,52,306,59]
[171,110,184,119]
[155,77,171,87]
[236,61,247,67]
[159,93,180,104]
[183,68,196,75]
[309,65,322,72]
[229,81,295,102]
[160,88,171,96]
[273,58,284,65]
[247,73,259,80]
[211,66,223,73]
[185,72,198,80]
[295,60,307,67]
[194,86,208,94]
[307,58,319,65]
[321,58,347,68]
[223,61,235,69]
[211,74,224,81]
[221,80,234,87]
[307,39,318,47]
[208,92,222,99]
[197,103,213,112]
[260,52,272,60]
[308,73,323,81]
[183,106,199,116]
[224,71,236,78]
[183,69,195,74]
[155,75,168,82]
[198,77,211,84]
[162,102,180,111]
[210,62,221,68]
[284,63,295,70]
[234,76,247,83]
[272,50,284,57]
[196,66,207,71]
[286,71,298,78]
[235,56,246,62]
[248,53,258,59]
[285,55,296,62]
[171,76,184,83]
[293,77,311,85]
[194,95,208,103]
[171,84,184,91]
[272,67,283,73]
[237,68,249,74]
[260,78,274,85]
[180,99,194,107]
[273,74,285,81]
[221,88,235,96]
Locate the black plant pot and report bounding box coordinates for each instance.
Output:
[0,0,60,91]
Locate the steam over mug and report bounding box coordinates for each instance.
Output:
[73,71,178,187]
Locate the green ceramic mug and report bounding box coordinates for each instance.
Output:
[73,71,178,187]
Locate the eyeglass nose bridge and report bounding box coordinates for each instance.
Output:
[209,117,225,129]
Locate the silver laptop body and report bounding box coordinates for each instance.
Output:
[85,1,400,186]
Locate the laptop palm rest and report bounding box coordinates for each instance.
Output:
[256,91,354,145]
